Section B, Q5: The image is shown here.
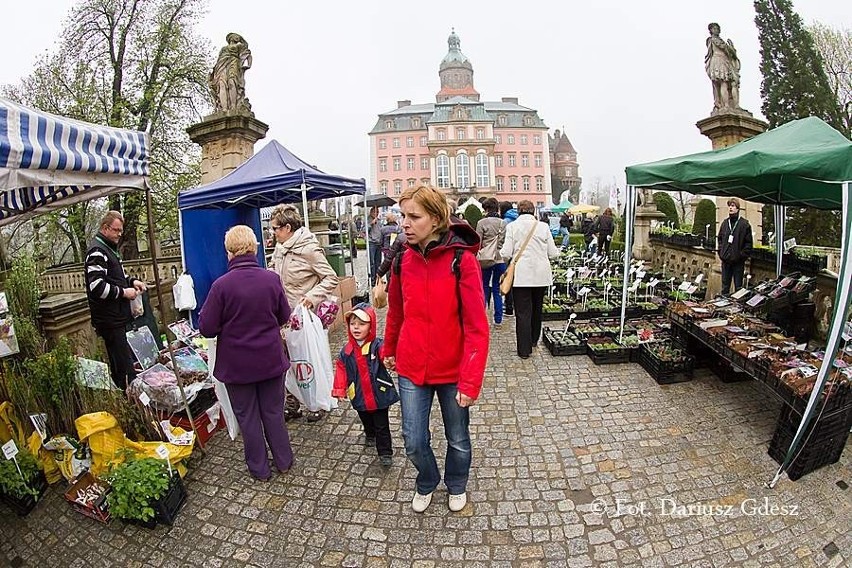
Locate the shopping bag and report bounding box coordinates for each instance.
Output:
[206,337,240,441]
[173,273,197,311]
[372,279,388,309]
[284,305,337,412]
[499,264,516,295]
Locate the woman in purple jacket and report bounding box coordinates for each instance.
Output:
[198,225,294,481]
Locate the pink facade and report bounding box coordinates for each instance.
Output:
[368,31,555,208]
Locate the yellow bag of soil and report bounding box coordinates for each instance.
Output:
[0,400,26,446]
[76,412,192,477]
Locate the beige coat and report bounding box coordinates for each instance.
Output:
[270,227,339,309]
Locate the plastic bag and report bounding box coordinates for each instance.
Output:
[372,279,387,309]
[206,337,240,441]
[130,294,144,318]
[173,273,197,312]
[284,305,337,412]
[315,295,340,329]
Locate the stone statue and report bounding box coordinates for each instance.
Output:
[705,22,741,114]
[210,33,253,114]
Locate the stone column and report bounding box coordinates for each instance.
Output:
[696,112,768,243]
[186,112,269,185]
[632,203,667,261]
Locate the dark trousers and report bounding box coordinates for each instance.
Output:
[97,325,136,390]
[599,234,612,256]
[721,261,746,295]
[512,286,546,357]
[357,408,392,456]
[226,375,294,479]
[504,288,515,315]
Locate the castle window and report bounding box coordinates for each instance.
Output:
[535,154,542,168]
[507,134,515,145]
[509,153,516,167]
[379,158,387,172]
[476,128,484,140]
[436,154,450,188]
[533,135,541,145]
[455,152,470,188]
[393,157,401,171]
[385,120,394,129]
[498,115,507,126]
[406,137,414,148]
[521,154,529,167]
[496,176,504,192]
[523,176,530,192]
[536,176,544,191]
[437,129,446,141]
[412,117,421,128]
[421,156,429,170]
[393,137,400,149]
[456,127,465,140]
[510,176,517,191]
[523,116,533,126]
[394,180,402,196]
[380,181,388,194]
[495,154,503,167]
[521,135,528,145]
[420,136,428,146]
[379,139,387,150]
[475,153,489,188]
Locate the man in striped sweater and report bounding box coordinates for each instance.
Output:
[84,211,147,389]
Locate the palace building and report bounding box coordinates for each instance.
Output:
[369,30,581,207]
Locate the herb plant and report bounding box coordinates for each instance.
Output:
[0,448,42,499]
[106,457,171,522]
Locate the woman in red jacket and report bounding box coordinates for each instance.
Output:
[383,185,489,514]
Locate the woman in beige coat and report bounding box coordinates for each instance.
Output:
[269,204,339,420]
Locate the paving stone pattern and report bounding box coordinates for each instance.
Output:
[2,297,850,566]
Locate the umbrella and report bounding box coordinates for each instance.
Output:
[568,203,599,215]
[360,194,396,208]
[550,200,574,213]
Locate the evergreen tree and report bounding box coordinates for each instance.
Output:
[652,192,680,229]
[691,199,717,240]
[754,0,845,133]
[463,204,483,229]
[754,0,845,246]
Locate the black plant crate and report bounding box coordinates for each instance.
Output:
[586,338,630,365]
[179,386,217,418]
[638,342,694,385]
[0,471,48,516]
[540,309,569,321]
[707,356,750,383]
[543,328,586,357]
[768,406,852,480]
[153,473,187,526]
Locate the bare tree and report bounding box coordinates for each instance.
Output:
[808,22,852,136]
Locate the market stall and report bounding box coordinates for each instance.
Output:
[622,117,852,485]
[176,139,366,324]
[0,97,201,521]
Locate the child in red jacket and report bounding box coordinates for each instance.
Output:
[332,303,399,467]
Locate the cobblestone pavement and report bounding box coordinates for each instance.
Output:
[2,259,850,566]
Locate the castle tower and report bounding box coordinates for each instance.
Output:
[436,29,480,102]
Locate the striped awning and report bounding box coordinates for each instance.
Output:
[0,98,149,226]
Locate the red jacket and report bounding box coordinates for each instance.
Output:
[382,223,489,400]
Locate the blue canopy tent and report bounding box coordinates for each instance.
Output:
[176,140,366,323]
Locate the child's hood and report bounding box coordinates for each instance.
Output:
[345,302,377,346]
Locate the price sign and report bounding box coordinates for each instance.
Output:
[629,280,641,293]
[566,269,575,279]
[628,266,637,275]
[636,270,646,279]
[2,439,18,460]
[138,391,151,406]
[155,444,170,459]
[694,273,704,284]
[578,287,591,296]
[686,285,698,294]
[649,278,660,287]
[677,281,691,291]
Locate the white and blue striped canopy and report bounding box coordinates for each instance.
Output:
[0,98,149,226]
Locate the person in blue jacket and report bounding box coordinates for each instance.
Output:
[332,303,399,467]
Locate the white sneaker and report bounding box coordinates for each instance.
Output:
[448,492,467,512]
[411,491,433,513]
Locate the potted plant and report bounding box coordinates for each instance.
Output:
[0,447,48,516]
[106,456,186,528]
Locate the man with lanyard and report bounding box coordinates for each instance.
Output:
[716,198,752,295]
[84,211,148,389]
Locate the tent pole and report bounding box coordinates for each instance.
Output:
[364,205,373,290]
[144,186,205,453]
[618,185,636,342]
[769,180,852,487]
[301,183,310,232]
[774,205,785,278]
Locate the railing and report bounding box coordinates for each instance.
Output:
[42,255,184,294]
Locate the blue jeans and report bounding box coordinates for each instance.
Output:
[368,242,383,284]
[398,377,471,495]
[481,263,506,324]
[559,227,570,249]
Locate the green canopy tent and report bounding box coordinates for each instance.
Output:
[622,117,852,485]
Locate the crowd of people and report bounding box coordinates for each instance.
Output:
[83,192,613,513]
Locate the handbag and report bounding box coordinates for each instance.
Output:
[499,223,538,295]
[372,278,388,309]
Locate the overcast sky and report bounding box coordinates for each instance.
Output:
[2,1,850,193]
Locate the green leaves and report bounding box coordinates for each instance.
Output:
[106,457,171,521]
[0,448,42,500]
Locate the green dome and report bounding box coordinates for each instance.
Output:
[440,28,472,71]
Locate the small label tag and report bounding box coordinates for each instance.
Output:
[678,282,691,291]
[138,391,151,406]
[577,287,591,296]
[2,439,19,460]
[155,444,170,459]
[728,234,734,243]
[636,270,646,279]
[694,273,704,284]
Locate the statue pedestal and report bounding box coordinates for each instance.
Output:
[186,112,269,185]
[632,206,667,261]
[696,112,768,243]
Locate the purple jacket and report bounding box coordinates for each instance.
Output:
[198,254,291,384]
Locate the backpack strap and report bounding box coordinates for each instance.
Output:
[395,247,466,325]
